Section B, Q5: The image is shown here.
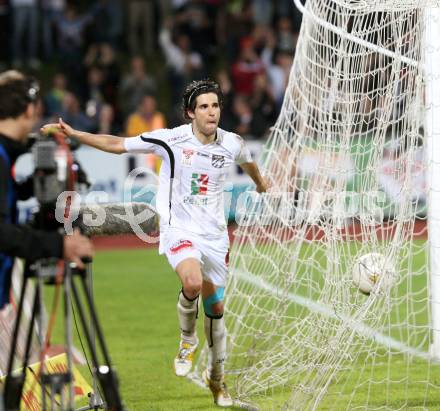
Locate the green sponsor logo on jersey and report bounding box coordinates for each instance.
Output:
[191,173,209,195]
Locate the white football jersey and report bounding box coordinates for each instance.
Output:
[124,124,252,237]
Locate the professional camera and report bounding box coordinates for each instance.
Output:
[30,132,89,232]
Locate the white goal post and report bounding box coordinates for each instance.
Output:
[425,6,440,358]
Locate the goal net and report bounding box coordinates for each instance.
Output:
[192,1,440,409]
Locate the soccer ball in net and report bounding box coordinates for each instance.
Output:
[352,252,397,295]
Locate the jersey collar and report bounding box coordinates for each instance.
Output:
[189,125,224,146]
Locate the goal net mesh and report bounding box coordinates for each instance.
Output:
[193,1,440,409]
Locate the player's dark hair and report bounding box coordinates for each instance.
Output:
[0,70,40,120]
[182,79,224,121]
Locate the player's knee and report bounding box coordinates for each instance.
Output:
[183,275,202,298]
[211,301,224,316]
[203,287,225,319]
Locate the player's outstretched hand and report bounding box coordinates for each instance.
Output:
[63,228,94,269]
[41,118,74,138]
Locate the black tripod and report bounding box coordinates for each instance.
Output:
[75,263,105,411]
[3,258,126,411]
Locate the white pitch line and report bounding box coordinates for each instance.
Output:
[234,270,432,362]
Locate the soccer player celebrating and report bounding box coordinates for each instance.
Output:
[42,79,269,407]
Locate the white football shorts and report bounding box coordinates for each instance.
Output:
[160,227,230,287]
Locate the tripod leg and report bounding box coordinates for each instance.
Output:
[78,276,113,373]
[78,275,124,411]
[4,274,35,411]
[5,274,28,376]
[70,273,124,411]
[64,266,74,411]
[22,284,39,374]
[85,263,104,410]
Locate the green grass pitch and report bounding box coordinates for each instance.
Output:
[44,244,440,410]
[70,248,219,411]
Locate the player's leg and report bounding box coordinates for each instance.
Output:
[200,232,233,407]
[173,258,203,377]
[202,279,226,378]
[202,280,232,407]
[163,233,203,376]
[175,257,202,346]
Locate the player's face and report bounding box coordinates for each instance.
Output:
[189,92,221,138]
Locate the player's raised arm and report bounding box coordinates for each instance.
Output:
[41,118,126,154]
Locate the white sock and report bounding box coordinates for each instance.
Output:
[204,315,226,382]
[177,290,199,345]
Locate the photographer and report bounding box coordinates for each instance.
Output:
[0,70,94,310]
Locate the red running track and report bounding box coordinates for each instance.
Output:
[92,220,428,250]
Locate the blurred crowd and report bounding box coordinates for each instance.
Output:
[0,0,302,140]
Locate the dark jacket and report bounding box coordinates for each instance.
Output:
[0,134,63,309]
